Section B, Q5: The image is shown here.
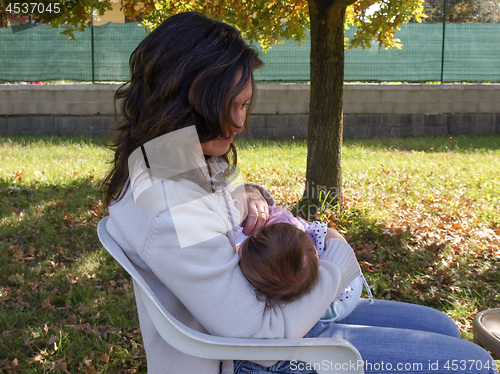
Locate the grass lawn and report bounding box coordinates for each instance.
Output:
[0,135,499,373]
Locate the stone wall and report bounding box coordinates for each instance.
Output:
[245,83,500,138]
[1,83,499,138]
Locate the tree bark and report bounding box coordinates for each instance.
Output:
[305,0,347,206]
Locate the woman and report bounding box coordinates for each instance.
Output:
[103,12,497,374]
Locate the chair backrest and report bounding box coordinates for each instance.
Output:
[97,216,364,373]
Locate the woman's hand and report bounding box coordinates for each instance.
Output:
[232,185,269,235]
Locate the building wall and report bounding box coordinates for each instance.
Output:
[93,1,125,26]
[0,83,499,138]
[244,84,500,138]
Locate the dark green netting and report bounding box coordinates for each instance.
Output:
[1,22,499,82]
[254,23,500,82]
[344,24,446,82]
[0,22,146,81]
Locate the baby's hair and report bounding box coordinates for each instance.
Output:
[239,222,319,307]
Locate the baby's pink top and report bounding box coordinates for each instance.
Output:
[266,206,315,244]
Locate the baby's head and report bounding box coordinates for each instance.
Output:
[238,222,319,306]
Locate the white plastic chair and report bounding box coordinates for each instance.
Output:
[97,216,364,373]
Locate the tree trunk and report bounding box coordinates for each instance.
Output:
[305,0,347,207]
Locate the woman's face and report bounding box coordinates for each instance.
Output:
[200,78,253,157]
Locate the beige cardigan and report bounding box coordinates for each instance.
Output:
[107,158,361,373]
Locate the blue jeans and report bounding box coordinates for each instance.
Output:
[233,299,497,374]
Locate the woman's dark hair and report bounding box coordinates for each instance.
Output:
[239,223,319,307]
[103,12,263,206]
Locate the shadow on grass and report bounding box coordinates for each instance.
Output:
[1,166,496,371]
[290,198,500,314]
[0,178,146,373]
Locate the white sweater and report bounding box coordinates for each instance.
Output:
[106,160,361,373]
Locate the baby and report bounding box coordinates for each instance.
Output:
[236,205,372,321]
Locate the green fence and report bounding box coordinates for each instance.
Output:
[1,22,499,82]
[0,23,145,82]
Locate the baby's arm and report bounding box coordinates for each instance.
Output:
[325,227,347,242]
[300,217,347,243]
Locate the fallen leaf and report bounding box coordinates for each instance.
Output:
[14,169,24,181]
[98,353,110,363]
[53,357,67,371]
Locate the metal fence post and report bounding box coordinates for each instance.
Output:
[440,0,447,83]
[90,9,95,84]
